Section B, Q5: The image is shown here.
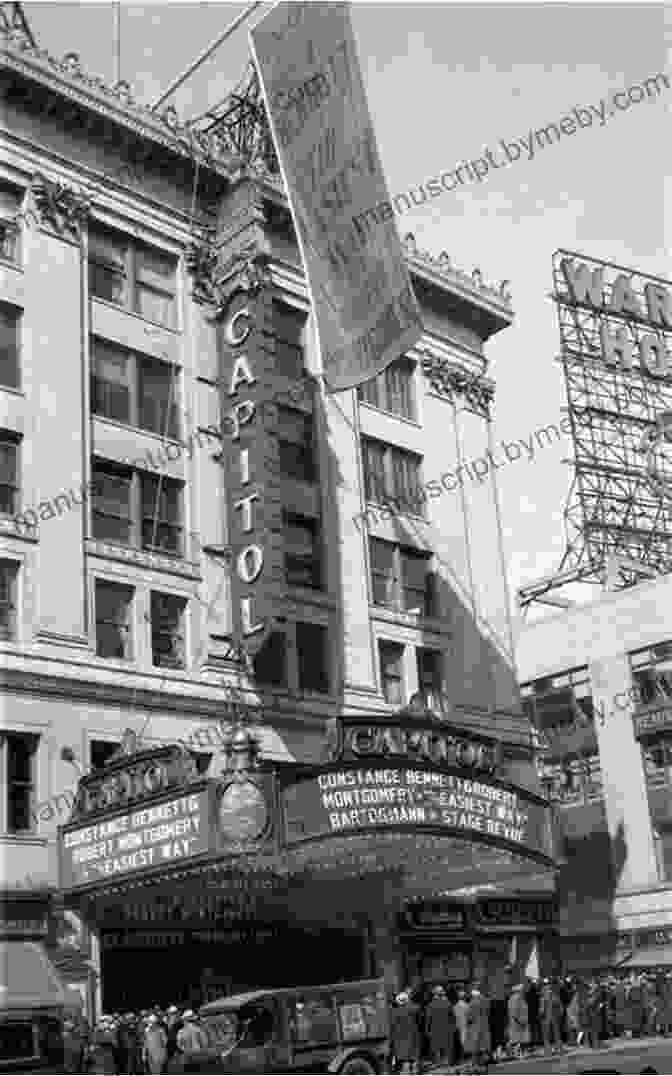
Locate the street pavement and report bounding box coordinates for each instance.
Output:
[429,1036,672,1074]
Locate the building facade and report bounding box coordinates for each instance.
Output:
[518,572,672,973]
[1,5,552,1016]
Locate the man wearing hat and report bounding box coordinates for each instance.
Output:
[390,991,421,1074]
[143,1013,168,1074]
[176,1011,208,1072]
[166,1005,183,1066]
[424,985,457,1067]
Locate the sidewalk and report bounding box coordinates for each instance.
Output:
[424,1034,672,1074]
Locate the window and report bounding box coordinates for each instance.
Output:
[0,559,18,639]
[95,580,133,660]
[0,304,20,390]
[88,225,177,329]
[253,631,287,687]
[272,301,306,379]
[284,513,321,588]
[290,996,338,1045]
[91,462,184,557]
[150,591,186,669]
[141,474,182,555]
[3,733,38,833]
[642,736,672,788]
[361,439,423,515]
[91,338,179,438]
[417,648,445,702]
[631,643,672,708]
[0,184,21,264]
[357,358,415,420]
[379,640,405,706]
[296,621,329,693]
[362,440,387,504]
[90,740,121,771]
[0,434,18,516]
[369,539,435,616]
[278,407,315,483]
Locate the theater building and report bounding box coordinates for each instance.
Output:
[1,3,555,1015]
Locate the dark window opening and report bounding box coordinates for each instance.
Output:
[151,591,186,669]
[95,580,133,660]
[296,622,329,694]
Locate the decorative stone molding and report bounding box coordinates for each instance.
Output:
[402,233,513,309]
[185,236,219,304]
[420,353,495,418]
[28,173,91,240]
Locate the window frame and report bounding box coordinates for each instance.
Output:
[272,299,307,380]
[361,438,424,516]
[91,460,184,558]
[88,224,177,330]
[357,357,416,421]
[91,337,180,439]
[1,731,38,835]
[296,620,330,694]
[0,558,19,640]
[379,639,405,706]
[369,538,435,617]
[0,303,21,391]
[416,647,445,701]
[0,432,19,517]
[150,590,187,670]
[94,578,135,662]
[283,511,322,590]
[0,183,22,266]
[278,406,316,484]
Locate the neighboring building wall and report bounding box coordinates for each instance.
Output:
[517,572,672,951]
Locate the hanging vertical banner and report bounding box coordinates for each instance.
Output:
[249,1,423,392]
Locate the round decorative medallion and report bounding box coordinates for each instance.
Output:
[218,780,268,842]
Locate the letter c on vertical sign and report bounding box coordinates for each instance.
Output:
[225,301,252,347]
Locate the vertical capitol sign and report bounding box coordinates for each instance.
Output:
[219,268,284,656]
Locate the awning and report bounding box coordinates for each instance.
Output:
[0,941,66,1009]
[621,946,672,969]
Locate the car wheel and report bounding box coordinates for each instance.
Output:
[338,1056,377,1074]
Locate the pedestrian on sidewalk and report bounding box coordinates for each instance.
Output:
[390,990,421,1074]
[424,985,457,1068]
[454,987,469,1065]
[507,984,530,1060]
[540,978,564,1055]
[464,984,490,1070]
[143,1013,168,1075]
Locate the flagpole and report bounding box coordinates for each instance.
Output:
[150,0,263,111]
[113,1,121,85]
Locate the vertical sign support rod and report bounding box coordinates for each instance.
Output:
[113,2,121,85]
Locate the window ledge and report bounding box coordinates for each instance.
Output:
[357,400,421,429]
[92,414,184,447]
[0,832,48,846]
[371,604,450,636]
[365,498,427,524]
[0,516,37,543]
[86,538,200,580]
[282,586,336,611]
[91,297,180,336]
[0,384,24,398]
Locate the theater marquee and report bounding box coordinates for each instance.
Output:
[282,762,555,863]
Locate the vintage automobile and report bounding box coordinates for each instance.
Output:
[0,940,65,1072]
[187,978,390,1073]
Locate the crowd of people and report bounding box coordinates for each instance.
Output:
[388,971,672,1072]
[62,1005,209,1074]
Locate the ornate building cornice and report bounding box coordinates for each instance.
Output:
[186,240,271,317]
[420,352,495,419]
[27,172,91,240]
[0,29,236,180]
[402,233,513,312]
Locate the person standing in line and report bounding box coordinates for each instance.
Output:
[566,982,581,1046]
[611,977,628,1038]
[424,985,457,1068]
[540,978,564,1056]
[507,984,530,1060]
[175,1011,208,1073]
[453,987,470,1064]
[143,1013,168,1075]
[389,991,421,1074]
[464,984,491,1068]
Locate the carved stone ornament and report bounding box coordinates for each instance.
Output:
[212,246,270,320]
[185,237,219,304]
[28,173,91,240]
[420,353,495,419]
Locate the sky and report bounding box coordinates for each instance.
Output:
[24,0,672,625]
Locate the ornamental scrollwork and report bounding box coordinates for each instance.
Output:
[421,354,495,419]
[28,173,91,240]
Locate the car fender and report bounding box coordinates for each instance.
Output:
[327,1045,379,1073]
